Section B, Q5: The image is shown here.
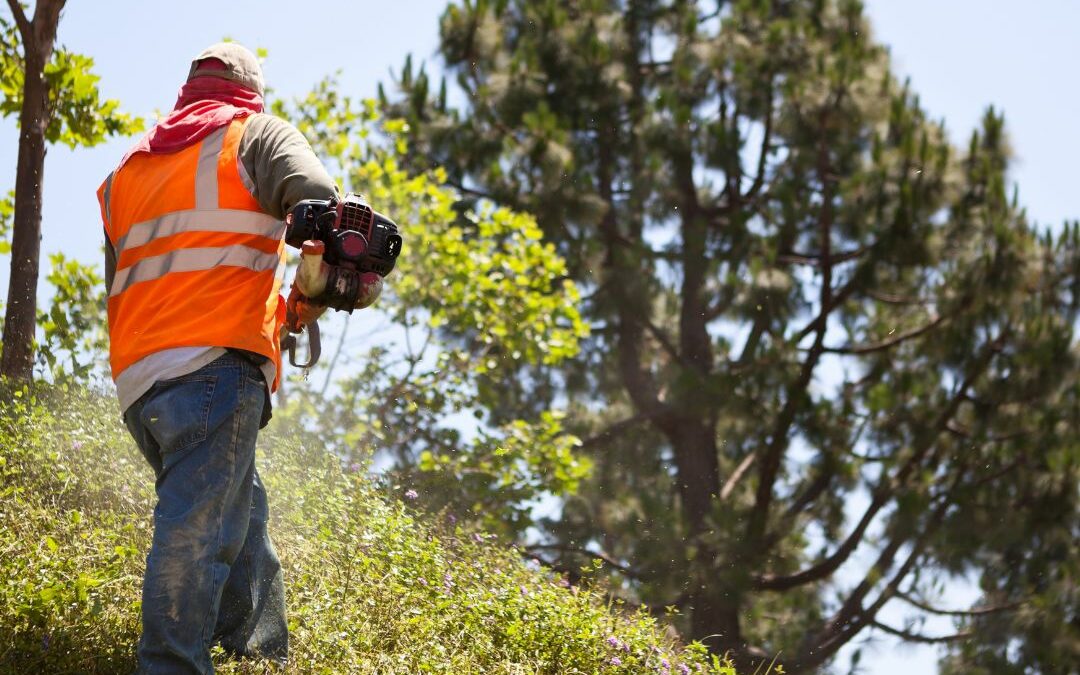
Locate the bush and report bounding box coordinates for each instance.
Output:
[0,385,736,674]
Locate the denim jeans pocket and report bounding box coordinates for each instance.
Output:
[140,375,218,456]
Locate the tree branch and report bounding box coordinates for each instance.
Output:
[444,177,495,201]
[719,450,756,501]
[793,274,861,343]
[5,0,31,39]
[844,447,892,462]
[524,543,639,577]
[782,458,836,521]
[799,462,974,670]
[27,0,65,55]
[821,313,947,355]
[801,530,929,668]
[970,457,1027,487]
[945,422,1031,444]
[744,78,774,204]
[754,490,888,591]
[736,313,768,365]
[746,329,825,542]
[641,315,686,369]
[578,414,652,450]
[867,289,928,306]
[522,552,584,585]
[778,244,870,267]
[747,102,837,544]
[756,334,1002,592]
[870,621,973,644]
[774,420,868,529]
[596,130,673,427]
[897,590,1023,618]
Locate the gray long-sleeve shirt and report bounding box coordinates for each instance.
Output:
[105,112,337,412]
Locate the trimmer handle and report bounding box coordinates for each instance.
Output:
[281,320,321,369]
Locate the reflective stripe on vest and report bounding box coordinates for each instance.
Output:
[110,243,282,297]
[114,209,282,254]
[100,115,287,388]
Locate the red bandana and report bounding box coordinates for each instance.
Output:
[120,76,264,167]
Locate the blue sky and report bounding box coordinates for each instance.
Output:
[2,1,1077,673]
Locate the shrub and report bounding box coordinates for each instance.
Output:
[0,385,736,674]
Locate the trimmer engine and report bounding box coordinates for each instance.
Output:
[280,193,402,367]
[285,194,402,310]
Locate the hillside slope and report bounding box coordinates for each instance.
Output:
[0,387,736,674]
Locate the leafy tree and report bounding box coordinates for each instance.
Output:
[35,252,106,381]
[270,84,591,537]
[0,1,141,382]
[386,0,1080,671]
[0,192,107,383]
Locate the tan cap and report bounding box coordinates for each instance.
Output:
[187,42,264,96]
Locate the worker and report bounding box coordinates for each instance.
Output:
[97,43,376,673]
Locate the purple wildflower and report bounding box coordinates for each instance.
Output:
[677,664,690,675]
[348,462,362,473]
[610,656,623,666]
[471,532,485,544]
[447,513,457,525]
[607,636,621,649]
[70,440,84,451]
[404,489,418,500]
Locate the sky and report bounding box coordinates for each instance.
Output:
[2,1,1078,673]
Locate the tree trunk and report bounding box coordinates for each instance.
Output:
[668,420,749,663]
[1,0,66,382]
[1,57,47,381]
[688,583,763,672]
[669,420,720,536]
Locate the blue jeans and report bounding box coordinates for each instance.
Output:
[123,352,287,674]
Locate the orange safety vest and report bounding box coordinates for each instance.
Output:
[97,116,286,390]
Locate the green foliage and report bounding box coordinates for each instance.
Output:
[0,15,143,147]
[0,189,11,255]
[0,188,9,332]
[35,253,108,381]
[388,185,587,368]
[270,82,589,538]
[387,0,1080,671]
[0,386,735,674]
[0,14,18,107]
[418,410,591,533]
[0,197,107,380]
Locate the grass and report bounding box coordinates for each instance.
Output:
[0,385,736,674]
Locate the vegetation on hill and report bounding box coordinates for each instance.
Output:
[0,386,740,674]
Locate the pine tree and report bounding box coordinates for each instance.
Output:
[388,1,1080,671]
